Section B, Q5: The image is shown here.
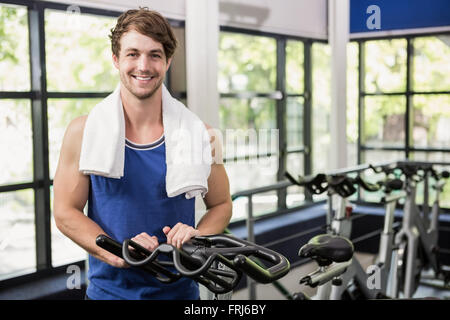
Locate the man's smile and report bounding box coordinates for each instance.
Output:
[131,74,155,83]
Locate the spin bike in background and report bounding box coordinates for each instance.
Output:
[96,232,291,299]
[286,170,405,299]
[292,234,355,300]
[389,161,450,298]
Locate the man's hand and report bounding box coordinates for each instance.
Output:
[131,232,160,251]
[163,223,200,248]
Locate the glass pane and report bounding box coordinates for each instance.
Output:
[231,190,278,223]
[0,4,30,91]
[286,152,304,177]
[220,98,277,159]
[0,100,33,185]
[50,186,86,267]
[412,95,450,149]
[169,27,186,93]
[286,40,304,94]
[226,155,278,195]
[45,9,118,92]
[363,95,406,148]
[347,42,359,167]
[0,189,35,280]
[286,185,306,208]
[48,98,102,179]
[218,32,276,93]
[365,39,407,93]
[286,97,304,150]
[286,152,305,208]
[413,36,450,92]
[312,43,331,174]
[410,152,450,163]
[362,150,405,165]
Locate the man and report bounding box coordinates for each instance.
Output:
[53,8,232,300]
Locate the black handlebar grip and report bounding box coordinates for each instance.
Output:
[233,253,290,284]
[442,171,450,179]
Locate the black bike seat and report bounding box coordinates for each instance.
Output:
[298,234,354,266]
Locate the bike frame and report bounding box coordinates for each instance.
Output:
[323,188,405,299]
[391,171,444,298]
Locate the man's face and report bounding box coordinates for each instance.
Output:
[113,29,171,100]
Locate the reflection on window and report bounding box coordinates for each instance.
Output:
[363,96,406,148]
[365,39,407,93]
[0,4,30,91]
[47,98,102,179]
[0,190,35,280]
[218,32,276,93]
[0,100,33,185]
[45,9,118,92]
[413,36,450,92]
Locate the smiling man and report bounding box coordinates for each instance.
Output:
[53,8,232,300]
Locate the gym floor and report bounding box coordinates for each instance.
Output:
[231,252,450,300]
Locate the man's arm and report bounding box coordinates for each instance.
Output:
[196,163,233,235]
[197,124,232,234]
[53,116,127,268]
[164,124,232,247]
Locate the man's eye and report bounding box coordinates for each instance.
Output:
[127,53,137,57]
[152,54,161,58]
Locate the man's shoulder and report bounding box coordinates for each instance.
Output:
[66,115,88,138]
[61,115,88,154]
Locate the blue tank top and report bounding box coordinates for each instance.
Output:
[86,135,199,300]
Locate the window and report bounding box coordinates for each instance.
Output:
[0,3,34,281]
[357,35,450,207]
[218,32,280,221]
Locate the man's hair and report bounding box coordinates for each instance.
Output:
[110,7,178,60]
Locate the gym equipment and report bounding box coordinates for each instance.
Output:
[96,233,291,297]
[286,168,405,299]
[292,234,354,300]
[390,161,450,298]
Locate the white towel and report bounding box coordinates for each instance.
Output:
[79,83,212,199]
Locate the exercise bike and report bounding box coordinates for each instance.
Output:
[292,233,355,300]
[389,161,450,298]
[286,169,405,299]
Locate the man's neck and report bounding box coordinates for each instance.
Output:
[120,85,164,143]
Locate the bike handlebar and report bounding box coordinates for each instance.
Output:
[96,233,290,294]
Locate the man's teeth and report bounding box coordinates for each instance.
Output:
[135,76,152,80]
